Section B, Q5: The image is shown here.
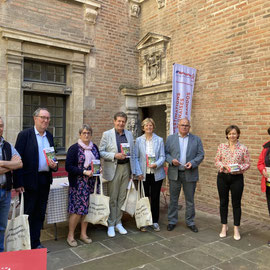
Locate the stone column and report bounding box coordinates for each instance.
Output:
[6,39,23,143]
[120,88,139,140]
[65,52,85,148]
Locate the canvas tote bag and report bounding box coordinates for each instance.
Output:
[121,179,137,217]
[4,192,31,251]
[85,178,110,226]
[135,180,153,229]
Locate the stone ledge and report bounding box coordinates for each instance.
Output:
[1,27,92,53]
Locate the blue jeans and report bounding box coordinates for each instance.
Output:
[0,189,11,252]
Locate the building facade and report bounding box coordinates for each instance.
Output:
[1,0,269,221]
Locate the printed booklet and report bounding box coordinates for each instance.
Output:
[229,164,240,172]
[43,147,58,165]
[146,154,156,166]
[120,143,130,158]
[91,160,101,176]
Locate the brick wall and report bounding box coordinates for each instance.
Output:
[84,0,140,143]
[140,0,270,221]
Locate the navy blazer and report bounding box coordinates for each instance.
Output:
[13,127,55,190]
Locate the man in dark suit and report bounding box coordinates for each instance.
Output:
[14,108,57,251]
[165,118,204,232]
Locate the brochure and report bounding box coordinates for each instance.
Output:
[229,164,240,172]
[120,143,130,158]
[146,154,156,167]
[91,160,101,176]
[43,147,58,165]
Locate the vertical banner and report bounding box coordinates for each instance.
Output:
[170,64,197,134]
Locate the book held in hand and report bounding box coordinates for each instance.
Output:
[265,167,270,183]
[120,143,130,158]
[43,147,58,165]
[229,164,240,173]
[91,160,101,176]
[146,154,156,167]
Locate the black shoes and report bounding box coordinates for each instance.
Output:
[36,244,50,253]
[187,225,198,233]
[167,224,176,231]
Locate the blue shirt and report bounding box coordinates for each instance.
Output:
[178,133,189,171]
[34,127,50,172]
[0,137,20,184]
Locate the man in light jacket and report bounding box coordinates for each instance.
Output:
[99,112,135,237]
[165,118,204,232]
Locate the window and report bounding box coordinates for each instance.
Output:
[24,60,66,84]
[23,93,66,152]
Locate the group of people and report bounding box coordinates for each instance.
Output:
[0,108,269,254]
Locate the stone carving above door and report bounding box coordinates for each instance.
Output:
[136,32,170,87]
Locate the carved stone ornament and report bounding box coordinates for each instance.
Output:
[136,33,170,87]
[127,115,138,139]
[130,3,140,17]
[85,7,98,24]
[156,0,166,9]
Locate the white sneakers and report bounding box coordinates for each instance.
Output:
[107,224,128,237]
[107,226,115,238]
[115,223,127,235]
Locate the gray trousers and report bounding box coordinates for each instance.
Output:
[168,171,197,226]
[108,163,130,227]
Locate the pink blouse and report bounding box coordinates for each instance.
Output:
[215,141,250,172]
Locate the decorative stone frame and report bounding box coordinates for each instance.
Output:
[1,27,92,148]
[136,32,170,87]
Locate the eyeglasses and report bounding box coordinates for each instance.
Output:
[37,116,50,121]
[82,132,91,135]
[180,125,190,127]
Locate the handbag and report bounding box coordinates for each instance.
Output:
[121,179,137,217]
[135,180,153,229]
[85,178,110,227]
[4,192,31,252]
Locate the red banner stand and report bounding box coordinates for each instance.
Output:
[0,248,47,270]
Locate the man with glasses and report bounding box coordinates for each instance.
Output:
[165,118,204,232]
[14,108,57,251]
[0,117,22,252]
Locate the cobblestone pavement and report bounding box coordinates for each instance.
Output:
[43,201,270,270]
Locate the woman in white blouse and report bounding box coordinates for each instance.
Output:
[135,118,166,232]
[215,125,250,240]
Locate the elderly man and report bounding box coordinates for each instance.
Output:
[99,112,135,237]
[165,118,204,232]
[14,108,57,251]
[0,117,22,252]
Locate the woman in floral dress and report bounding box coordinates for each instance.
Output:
[215,125,250,241]
[65,124,100,247]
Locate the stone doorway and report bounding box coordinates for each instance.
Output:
[140,105,167,141]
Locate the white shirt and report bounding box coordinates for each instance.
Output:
[178,133,189,170]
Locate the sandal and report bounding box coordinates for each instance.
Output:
[67,238,78,247]
[140,227,147,232]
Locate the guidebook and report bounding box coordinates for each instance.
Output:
[265,167,270,184]
[91,160,101,176]
[229,164,240,173]
[120,143,130,158]
[146,154,156,167]
[43,147,58,165]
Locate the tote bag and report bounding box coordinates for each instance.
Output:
[85,178,110,226]
[121,179,137,217]
[135,181,153,229]
[4,192,31,251]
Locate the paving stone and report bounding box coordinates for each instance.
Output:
[176,249,221,269]
[150,257,196,270]
[221,229,268,251]
[127,231,163,245]
[216,257,269,270]
[102,234,138,251]
[130,263,159,270]
[159,235,204,253]
[186,228,220,243]
[197,241,244,261]
[241,246,270,267]
[64,249,153,270]
[43,237,82,253]
[71,242,112,260]
[47,249,83,270]
[138,242,176,259]
[157,223,189,239]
